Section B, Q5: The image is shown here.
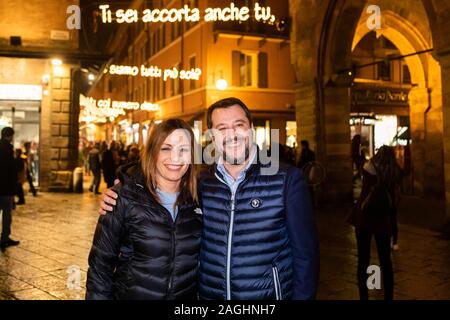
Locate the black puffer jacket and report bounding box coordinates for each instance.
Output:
[86,163,203,300]
[0,138,17,196]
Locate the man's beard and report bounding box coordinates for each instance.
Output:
[222,136,250,165]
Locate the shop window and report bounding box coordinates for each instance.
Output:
[402,65,411,84]
[232,51,267,88]
[374,115,397,150]
[132,123,140,144]
[286,121,297,148]
[378,60,391,81]
[254,119,270,150]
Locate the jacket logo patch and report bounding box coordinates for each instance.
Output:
[194,208,203,215]
[250,198,261,208]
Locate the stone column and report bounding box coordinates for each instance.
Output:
[408,86,430,196]
[321,85,353,202]
[295,83,318,153]
[440,53,450,222]
[40,62,79,192]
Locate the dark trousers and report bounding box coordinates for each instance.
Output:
[0,196,13,243]
[391,207,399,245]
[355,229,394,300]
[90,170,101,193]
[16,183,25,204]
[26,168,37,195]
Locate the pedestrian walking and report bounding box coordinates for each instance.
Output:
[347,145,402,300]
[88,143,102,195]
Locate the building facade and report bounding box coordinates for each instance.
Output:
[0,0,82,191]
[289,0,450,222]
[86,0,296,151]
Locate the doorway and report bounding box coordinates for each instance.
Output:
[0,100,40,186]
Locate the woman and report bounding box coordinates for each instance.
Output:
[86,119,202,300]
[348,145,402,300]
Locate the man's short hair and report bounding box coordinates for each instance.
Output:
[1,127,14,139]
[301,140,309,148]
[207,97,253,129]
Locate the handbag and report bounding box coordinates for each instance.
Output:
[361,181,393,216]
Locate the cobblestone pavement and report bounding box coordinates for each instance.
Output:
[0,187,449,300]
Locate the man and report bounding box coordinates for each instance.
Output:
[88,142,102,195]
[23,141,37,197]
[297,140,315,170]
[99,97,319,299]
[0,127,20,250]
[14,148,27,205]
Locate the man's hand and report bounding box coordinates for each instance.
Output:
[98,179,120,215]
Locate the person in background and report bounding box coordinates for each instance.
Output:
[127,145,140,164]
[352,135,364,180]
[23,142,37,197]
[347,145,402,300]
[0,127,20,250]
[101,142,117,188]
[297,140,315,170]
[83,142,93,176]
[118,142,128,166]
[88,143,102,195]
[110,141,121,168]
[14,149,27,205]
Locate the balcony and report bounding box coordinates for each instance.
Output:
[212,19,290,42]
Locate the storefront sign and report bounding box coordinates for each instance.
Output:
[99,3,275,24]
[352,87,409,106]
[0,84,42,100]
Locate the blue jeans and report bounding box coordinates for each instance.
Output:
[0,196,13,243]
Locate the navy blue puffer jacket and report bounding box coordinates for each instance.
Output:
[198,161,319,300]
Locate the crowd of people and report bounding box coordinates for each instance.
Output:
[80,141,141,194]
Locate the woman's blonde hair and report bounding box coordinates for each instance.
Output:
[141,118,198,205]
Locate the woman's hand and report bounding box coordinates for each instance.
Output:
[98,179,120,215]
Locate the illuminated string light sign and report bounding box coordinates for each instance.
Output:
[99,2,276,24]
[89,97,159,111]
[109,64,202,81]
[80,94,159,123]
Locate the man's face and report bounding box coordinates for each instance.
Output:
[210,105,252,165]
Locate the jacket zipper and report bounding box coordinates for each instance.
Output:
[272,266,282,300]
[166,206,178,299]
[134,182,179,298]
[226,190,236,300]
[215,172,237,301]
[167,224,176,297]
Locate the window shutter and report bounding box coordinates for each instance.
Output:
[258,52,268,88]
[232,51,241,87]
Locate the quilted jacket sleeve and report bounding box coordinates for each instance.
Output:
[85,185,127,300]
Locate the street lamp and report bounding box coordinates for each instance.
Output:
[216,78,228,90]
[51,59,62,66]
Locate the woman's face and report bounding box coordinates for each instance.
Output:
[156,129,191,186]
